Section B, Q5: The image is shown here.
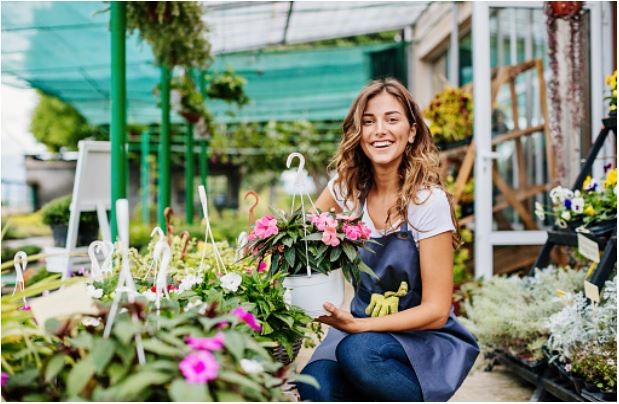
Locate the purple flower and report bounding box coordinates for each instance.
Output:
[1,372,8,387]
[230,306,262,332]
[179,351,220,384]
[186,332,225,351]
[563,199,572,209]
[21,304,31,311]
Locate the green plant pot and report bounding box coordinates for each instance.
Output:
[51,224,68,247]
[50,223,99,247]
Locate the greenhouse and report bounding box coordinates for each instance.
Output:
[1,1,617,402]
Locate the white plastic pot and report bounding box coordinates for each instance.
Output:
[282,269,345,317]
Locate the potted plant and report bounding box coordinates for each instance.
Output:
[40,195,99,247]
[535,168,617,234]
[245,208,378,316]
[423,86,473,149]
[460,265,586,369]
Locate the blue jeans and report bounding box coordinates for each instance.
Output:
[297,332,424,401]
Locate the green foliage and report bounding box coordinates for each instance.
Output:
[1,244,42,265]
[206,67,250,106]
[125,2,212,68]
[1,212,51,240]
[461,266,586,363]
[30,91,95,152]
[40,195,97,226]
[571,340,617,392]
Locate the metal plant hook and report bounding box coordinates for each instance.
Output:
[88,240,107,281]
[244,191,260,232]
[164,207,174,245]
[179,230,191,258]
[285,152,313,277]
[13,251,27,301]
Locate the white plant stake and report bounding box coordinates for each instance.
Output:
[13,251,28,306]
[235,231,249,261]
[102,199,145,365]
[152,238,171,322]
[198,185,226,274]
[286,152,316,277]
[144,227,165,280]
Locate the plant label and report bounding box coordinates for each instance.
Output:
[577,233,600,263]
[583,280,600,303]
[29,282,99,328]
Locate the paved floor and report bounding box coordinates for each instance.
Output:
[291,282,535,402]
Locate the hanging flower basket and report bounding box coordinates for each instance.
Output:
[549,1,583,18]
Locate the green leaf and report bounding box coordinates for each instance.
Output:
[114,371,171,401]
[142,337,181,357]
[357,260,379,279]
[115,342,136,367]
[66,357,95,397]
[302,233,324,241]
[223,330,245,362]
[23,393,50,401]
[273,313,294,329]
[91,337,116,374]
[341,243,356,262]
[282,237,293,248]
[169,378,211,402]
[261,321,273,335]
[71,331,94,349]
[329,247,342,262]
[289,373,320,389]
[157,332,187,349]
[216,391,247,402]
[284,247,296,268]
[8,368,38,387]
[45,353,66,382]
[218,370,264,392]
[107,362,129,385]
[113,320,139,345]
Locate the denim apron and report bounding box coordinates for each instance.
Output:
[307,220,480,402]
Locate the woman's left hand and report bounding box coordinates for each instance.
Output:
[316,302,365,333]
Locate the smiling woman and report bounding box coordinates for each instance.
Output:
[295,78,479,402]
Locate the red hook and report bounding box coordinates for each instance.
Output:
[164,207,174,245]
[244,191,259,233]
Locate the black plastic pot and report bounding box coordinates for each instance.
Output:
[269,338,303,366]
[582,382,617,402]
[50,223,99,247]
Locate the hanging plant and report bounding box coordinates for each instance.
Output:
[544,1,585,183]
[605,70,617,114]
[125,2,212,68]
[205,67,251,107]
[422,86,473,146]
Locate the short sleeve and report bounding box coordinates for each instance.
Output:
[327,175,355,211]
[409,187,455,242]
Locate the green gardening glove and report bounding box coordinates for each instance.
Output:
[365,281,409,317]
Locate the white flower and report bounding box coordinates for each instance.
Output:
[240,359,264,374]
[220,273,242,293]
[560,210,571,221]
[534,202,545,220]
[141,290,157,302]
[178,274,202,293]
[571,197,584,214]
[185,299,205,313]
[86,284,103,299]
[283,288,293,306]
[81,316,101,327]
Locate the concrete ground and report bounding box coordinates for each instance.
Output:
[291,282,534,402]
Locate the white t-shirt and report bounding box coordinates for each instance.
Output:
[327,176,455,245]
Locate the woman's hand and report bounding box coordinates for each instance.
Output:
[316,302,365,333]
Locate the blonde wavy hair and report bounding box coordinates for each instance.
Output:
[330,78,461,247]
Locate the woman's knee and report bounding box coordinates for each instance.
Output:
[297,360,338,401]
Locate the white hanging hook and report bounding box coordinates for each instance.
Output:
[152,239,171,321]
[88,241,106,281]
[13,251,27,298]
[286,152,305,174]
[150,226,165,241]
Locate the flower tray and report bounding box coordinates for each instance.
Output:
[581,385,617,402]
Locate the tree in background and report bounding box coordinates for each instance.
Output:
[30,91,95,153]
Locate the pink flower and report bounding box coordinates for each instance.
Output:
[253,215,279,239]
[1,372,8,387]
[230,306,262,332]
[358,222,372,239]
[21,304,31,311]
[257,261,267,273]
[343,223,362,240]
[336,213,358,221]
[216,321,229,329]
[186,332,225,351]
[310,212,334,231]
[179,351,219,383]
[321,226,341,247]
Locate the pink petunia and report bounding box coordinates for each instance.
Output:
[230,306,262,332]
[1,372,8,387]
[186,332,225,351]
[216,321,229,329]
[179,350,220,384]
[253,215,279,239]
[343,223,362,240]
[310,212,336,231]
[257,261,267,273]
[321,226,341,247]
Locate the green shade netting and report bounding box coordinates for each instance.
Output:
[2,1,407,126]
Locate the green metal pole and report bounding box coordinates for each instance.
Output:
[141,129,150,224]
[198,70,209,193]
[110,1,126,241]
[185,123,194,224]
[158,65,171,230]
